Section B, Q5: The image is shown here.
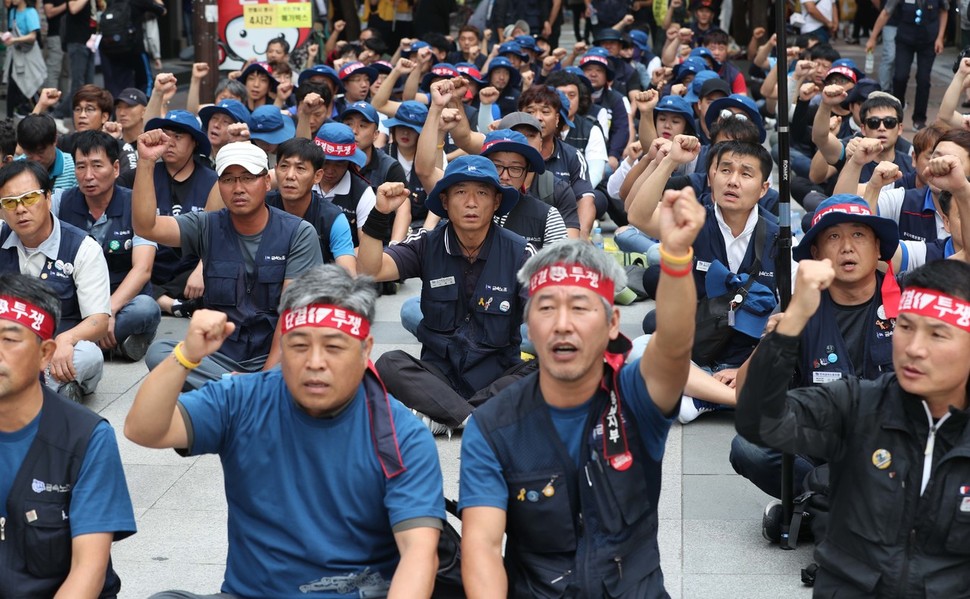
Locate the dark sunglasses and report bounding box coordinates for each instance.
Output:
[864,116,899,130]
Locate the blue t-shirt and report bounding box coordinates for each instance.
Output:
[329,212,354,258]
[459,359,675,511]
[8,7,40,35]
[0,416,136,538]
[179,369,445,599]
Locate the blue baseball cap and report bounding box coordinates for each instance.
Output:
[384,101,429,133]
[514,35,540,53]
[552,88,576,129]
[654,95,697,136]
[240,61,279,92]
[426,155,520,218]
[705,259,777,339]
[480,129,545,173]
[339,101,380,125]
[579,48,615,81]
[456,62,487,86]
[498,41,529,60]
[199,99,251,132]
[705,94,766,142]
[338,62,378,84]
[485,57,522,89]
[689,47,721,71]
[793,194,899,261]
[298,64,344,92]
[684,70,730,103]
[421,63,460,91]
[248,105,296,146]
[832,58,866,80]
[313,122,367,168]
[405,40,430,57]
[674,57,709,83]
[371,60,393,75]
[145,110,211,157]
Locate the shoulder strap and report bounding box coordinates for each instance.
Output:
[748,215,768,276]
[537,170,554,202]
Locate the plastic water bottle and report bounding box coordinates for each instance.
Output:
[591,227,605,250]
[590,6,599,26]
[791,207,804,241]
[864,51,874,75]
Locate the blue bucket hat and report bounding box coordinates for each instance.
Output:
[199,99,251,132]
[514,35,540,53]
[421,63,460,91]
[339,101,380,124]
[485,57,522,89]
[248,105,296,146]
[684,70,726,103]
[313,122,367,168]
[385,101,429,133]
[674,57,709,83]
[426,155,520,218]
[793,194,900,261]
[338,62,378,84]
[689,46,721,71]
[498,41,529,61]
[592,28,631,48]
[705,260,778,339]
[705,93,766,142]
[480,129,545,173]
[654,95,697,136]
[145,110,211,157]
[564,66,593,93]
[629,30,650,53]
[549,88,576,129]
[240,61,279,92]
[298,64,344,92]
[579,48,615,81]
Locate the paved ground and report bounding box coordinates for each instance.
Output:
[7,30,962,599]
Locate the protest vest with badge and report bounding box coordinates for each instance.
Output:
[417,224,525,398]
[0,221,85,332]
[501,193,554,249]
[151,162,217,283]
[798,271,895,387]
[472,339,663,598]
[895,0,941,44]
[0,387,124,598]
[897,187,939,243]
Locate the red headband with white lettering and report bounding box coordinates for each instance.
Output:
[811,202,872,228]
[314,138,357,158]
[0,295,55,340]
[529,263,615,304]
[280,304,371,340]
[898,287,970,332]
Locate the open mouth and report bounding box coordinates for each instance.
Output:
[551,342,578,356]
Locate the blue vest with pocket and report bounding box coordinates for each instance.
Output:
[202,207,302,362]
[798,272,895,387]
[897,187,938,242]
[417,225,525,397]
[266,189,342,264]
[0,386,124,598]
[330,171,377,246]
[59,185,150,296]
[472,346,664,598]
[0,220,86,333]
[151,163,217,283]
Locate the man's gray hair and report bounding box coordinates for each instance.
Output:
[517,239,627,292]
[279,265,378,322]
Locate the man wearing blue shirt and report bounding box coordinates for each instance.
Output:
[459,188,705,597]
[126,264,444,599]
[0,272,135,596]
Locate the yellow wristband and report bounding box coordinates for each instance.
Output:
[172,342,201,370]
[437,143,445,150]
[658,244,693,266]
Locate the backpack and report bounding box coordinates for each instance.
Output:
[432,498,465,598]
[99,0,138,55]
[761,464,831,586]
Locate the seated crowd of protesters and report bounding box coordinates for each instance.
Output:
[4,3,970,597]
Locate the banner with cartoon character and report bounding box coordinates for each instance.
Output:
[218,0,313,70]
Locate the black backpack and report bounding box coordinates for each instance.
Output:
[99,0,137,55]
[432,498,465,598]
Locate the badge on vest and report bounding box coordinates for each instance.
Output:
[812,371,842,384]
[961,497,970,513]
[696,261,711,272]
[430,276,456,288]
[872,449,892,470]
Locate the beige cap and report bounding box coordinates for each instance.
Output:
[215,142,268,176]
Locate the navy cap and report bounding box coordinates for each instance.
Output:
[298,64,344,92]
[372,61,394,75]
[421,63,460,91]
[514,35,540,53]
[579,48,615,81]
[480,129,545,173]
[145,110,211,157]
[313,122,367,167]
[115,88,148,106]
[199,99,251,132]
[593,28,631,47]
[674,57,709,83]
[485,57,522,89]
[339,101,380,125]
[456,62,487,85]
[240,61,279,92]
[793,194,900,261]
[684,70,728,103]
[248,105,296,145]
[833,58,866,81]
[498,41,528,60]
[705,94,766,142]
[689,46,721,71]
[426,155,520,218]
[338,62,378,84]
[384,101,429,133]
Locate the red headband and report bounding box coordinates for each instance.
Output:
[0,295,55,340]
[280,304,371,340]
[314,139,358,158]
[529,263,615,303]
[811,202,872,228]
[898,287,970,332]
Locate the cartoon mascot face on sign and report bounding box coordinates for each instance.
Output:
[218,0,309,70]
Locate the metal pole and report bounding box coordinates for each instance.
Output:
[193,0,219,102]
[772,0,796,549]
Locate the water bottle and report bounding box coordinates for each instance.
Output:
[864,51,874,75]
[590,6,599,26]
[791,207,804,241]
[591,227,605,250]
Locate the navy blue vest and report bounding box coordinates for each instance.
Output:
[472,345,663,597]
[563,114,600,154]
[417,225,526,397]
[925,237,955,263]
[799,273,895,387]
[896,0,940,43]
[1,387,124,598]
[266,190,343,264]
[59,185,150,296]
[860,149,916,183]
[501,193,553,249]
[330,171,377,246]
[359,147,400,189]
[151,162,217,283]
[388,144,430,223]
[0,220,86,333]
[898,187,939,242]
[202,207,302,362]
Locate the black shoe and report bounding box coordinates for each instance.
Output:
[913,121,927,132]
[120,333,152,361]
[60,381,84,403]
[171,298,201,318]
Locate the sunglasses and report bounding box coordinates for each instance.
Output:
[864,116,899,129]
[719,108,749,122]
[0,189,45,211]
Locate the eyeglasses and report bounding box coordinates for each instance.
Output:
[73,105,99,115]
[0,189,45,211]
[218,172,266,186]
[915,8,922,24]
[864,116,899,129]
[492,164,527,178]
[719,108,749,122]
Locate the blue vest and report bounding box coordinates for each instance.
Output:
[330,171,377,246]
[472,345,663,598]
[417,225,526,397]
[925,237,955,263]
[897,187,938,242]
[896,0,940,42]
[266,190,343,264]
[799,273,895,387]
[151,162,217,283]
[0,220,86,333]
[0,387,123,598]
[388,145,430,223]
[59,185,150,296]
[202,207,302,362]
[502,193,553,249]
[860,149,915,183]
[563,114,601,155]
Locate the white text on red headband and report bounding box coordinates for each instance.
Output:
[898,287,970,332]
[280,304,371,340]
[812,202,872,228]
[314,139,357,158]
[529,263,615,303]
[0,295,55,340]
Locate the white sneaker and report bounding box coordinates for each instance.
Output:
[411,409,453,437]
[677,395,718,424]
